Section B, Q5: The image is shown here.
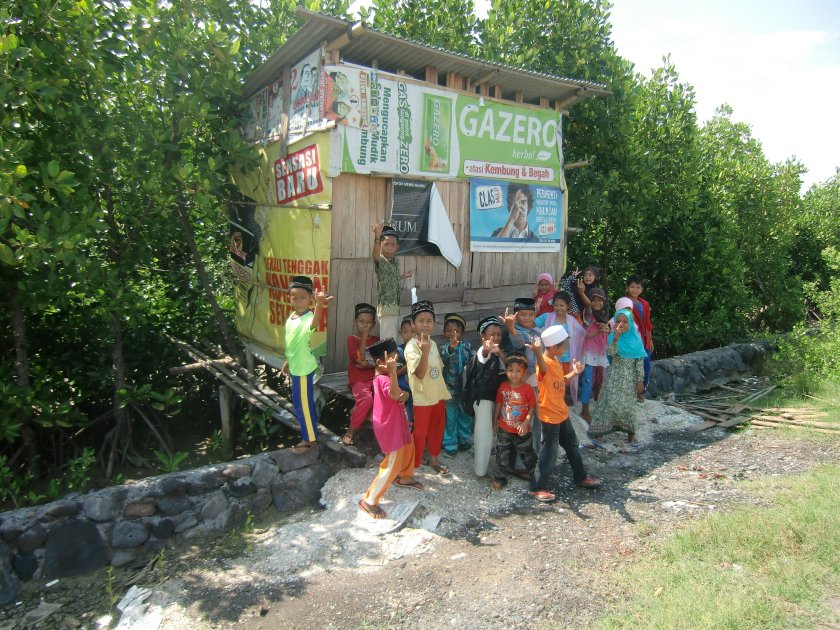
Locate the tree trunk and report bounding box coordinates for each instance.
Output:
[106,312,127,479]
[9,294,38,473]
[176,204,242,361]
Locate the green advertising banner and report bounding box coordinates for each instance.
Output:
[326,65,565,187]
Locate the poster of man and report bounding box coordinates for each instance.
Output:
[469,179,563,252]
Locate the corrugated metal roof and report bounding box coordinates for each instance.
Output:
[242,9,610,108]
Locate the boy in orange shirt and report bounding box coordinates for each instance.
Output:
[528,325,603,502]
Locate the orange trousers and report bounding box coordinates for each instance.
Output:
[362,442,416,506]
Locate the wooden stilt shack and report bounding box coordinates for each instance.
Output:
[230,9,609,377]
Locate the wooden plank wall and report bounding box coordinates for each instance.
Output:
[325,174,565,372]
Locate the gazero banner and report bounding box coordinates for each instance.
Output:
[323,64,564,186]
[229,133,332,367]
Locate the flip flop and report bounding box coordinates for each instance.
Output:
[431,464,451,476]
[358,499,387,519]
[528,490,556,502]
[394,478,424,491]
[585,438,606,450]
[340,433,355,447]
[291,441,315,454]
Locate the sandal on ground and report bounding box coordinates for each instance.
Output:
[585,438,606,450]
[528,489,556,502]
[358,499,387,519]
[441,449,457,459]
[627,441,643,449]
[431,464,451,476]
[339,432,355,446]
[291,441,315,454]
[394,478,424,491]
[577,476,604,489]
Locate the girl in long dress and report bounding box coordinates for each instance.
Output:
[589,309,646,444]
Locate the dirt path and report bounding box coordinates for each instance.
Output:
[139,400,839,629]
[5,400,837,629]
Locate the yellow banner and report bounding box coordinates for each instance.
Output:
[233,132,332,207]
[230,133,332,365]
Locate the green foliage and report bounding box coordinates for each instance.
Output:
[239,408,281,451]
[154,449,190,473]
[0,455,43,508]
[766,247,840,395]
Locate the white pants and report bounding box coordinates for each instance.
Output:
[378,315,399,343]
[473,400,494,477]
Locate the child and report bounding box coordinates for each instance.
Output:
[501,297,541,449]
[404,300,451,475]
[371,224,413,342]
[532,273,557,316]
[461,316,507,478]
[493,352,538,489]
[534,290,585,403]
[396,316,414,427]
[579,288,610,423]
[528,326,603,502]
[440,313,475,458]
[359,339,423,519]
[341,303,380,446]
[589,309,646,445]
[625,275,654,400]
[574,266,602,314]
[283,275,333,454]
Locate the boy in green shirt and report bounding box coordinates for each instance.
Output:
[283,275,333,453]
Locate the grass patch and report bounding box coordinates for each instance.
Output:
[598,465,840,629]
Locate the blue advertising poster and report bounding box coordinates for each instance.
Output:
[469,179,563,252]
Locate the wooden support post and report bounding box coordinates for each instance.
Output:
[245,350,256,375]
[219,385,234,453]
[493,85,503,100]
[479,82,489,97]
[425,66,438,84]
[515,91,524,104]
[539,97,549,109]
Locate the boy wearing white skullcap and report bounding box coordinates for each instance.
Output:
[527,325,603,502]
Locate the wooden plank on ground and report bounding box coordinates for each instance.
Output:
[717,416,751,429]
[748,420,840,435]
[688,420,720,432]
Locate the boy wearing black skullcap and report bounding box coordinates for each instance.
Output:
[501,297,543,452]
[404,300,451,475]
[371,223,413,342]
[439,313,475,457]
[283,276,333,453]
[358,338,423,520]
[341,303,380,446]
[461,316,507,478]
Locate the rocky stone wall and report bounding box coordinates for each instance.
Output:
[646,341,773,398]
[0,441,364,604]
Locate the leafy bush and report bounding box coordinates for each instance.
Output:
[766,248,840,395]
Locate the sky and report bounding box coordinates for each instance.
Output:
[348,0,840,192]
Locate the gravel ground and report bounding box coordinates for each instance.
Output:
[4,396,839,629]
